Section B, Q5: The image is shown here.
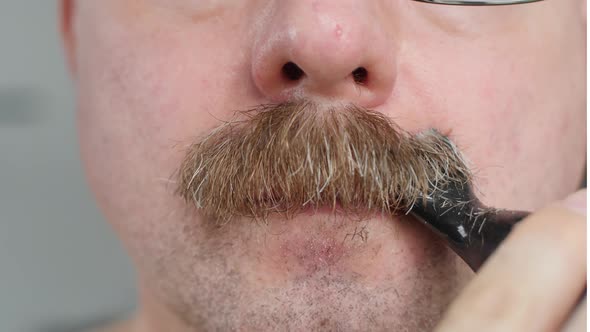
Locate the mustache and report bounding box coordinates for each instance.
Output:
[177,101,472,223]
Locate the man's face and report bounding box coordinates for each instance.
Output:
[66,0,585,330]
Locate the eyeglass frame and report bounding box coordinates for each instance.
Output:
[412,0,543,6]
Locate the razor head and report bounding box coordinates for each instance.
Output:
[407,132,530,271]
[409,177,530,270]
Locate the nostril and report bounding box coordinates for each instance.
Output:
[282,62,305,81]
[352,67,368,85]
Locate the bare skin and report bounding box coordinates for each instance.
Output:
[61,1,586,331]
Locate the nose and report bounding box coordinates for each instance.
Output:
[251,0,397,108]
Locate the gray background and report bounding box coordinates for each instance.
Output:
[0,2,136,332]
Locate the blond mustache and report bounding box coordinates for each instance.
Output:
[177,101,472,224]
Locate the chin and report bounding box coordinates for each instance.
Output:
[138,207,474,331]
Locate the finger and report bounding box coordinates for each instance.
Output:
[436,189,587,332]
[561,297,586,332]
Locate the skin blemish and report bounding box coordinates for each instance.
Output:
[312,0,320,12]
[334,24,343,38]
[287,237,346,275]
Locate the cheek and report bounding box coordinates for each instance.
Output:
[74,15,245,247]
[388,22,585,211]
[464,50,585,210]
[444,55,585,211]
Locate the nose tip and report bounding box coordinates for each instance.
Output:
[251,2,396,108]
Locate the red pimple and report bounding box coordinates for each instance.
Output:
[312,0,320,11]
[335,24,343,38]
